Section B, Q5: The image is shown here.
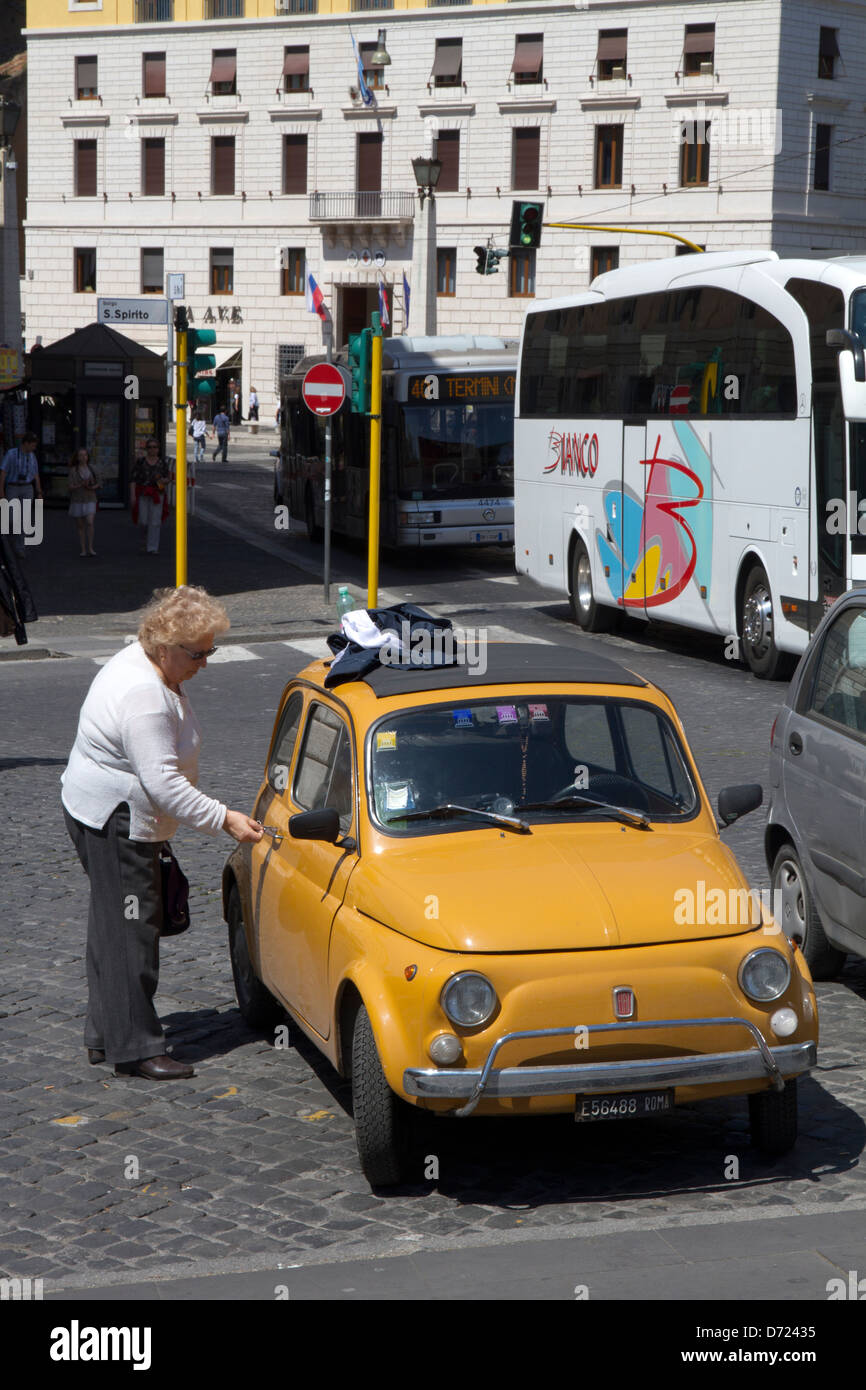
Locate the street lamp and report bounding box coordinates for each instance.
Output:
[412,155,442,206]
[369,30,392,68]
[411,154,442,336]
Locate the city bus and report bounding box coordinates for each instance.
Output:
[276,335,516,549]
[515,249,866,677]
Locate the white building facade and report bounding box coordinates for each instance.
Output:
[22,0,866,420]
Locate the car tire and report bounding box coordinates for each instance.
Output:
[741,564,786,679]
[771,843,846,980]
[304,487,322,543]
[227,884,284,1032]
[351,1004,409,1187]
[749,1078,798,1157]
[570,538,614,632]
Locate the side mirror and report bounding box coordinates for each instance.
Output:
[289,808,340,843]
[828,329,866,421]
[717,783,763,828]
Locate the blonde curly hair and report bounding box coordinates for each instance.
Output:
[138,586,230,656]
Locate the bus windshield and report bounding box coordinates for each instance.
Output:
[396,402,514,498]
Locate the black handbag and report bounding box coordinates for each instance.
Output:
[159,844,191,937]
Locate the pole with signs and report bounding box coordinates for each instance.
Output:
[174,306,188,587]
[367,311,383,609]
[323,317,333,605]
[300,353,347,605]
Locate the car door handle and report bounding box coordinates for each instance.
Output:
[788,732,803,755]
[260,824,283,847]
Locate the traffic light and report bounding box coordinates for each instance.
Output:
[474,245,500,275]
[187,327,217,400]
[348,327,372,414]
[509,200,544,250]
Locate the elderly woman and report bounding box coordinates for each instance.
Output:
[61,586,263,1080]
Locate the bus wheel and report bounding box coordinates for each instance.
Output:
[741,565,784,679]
[570,540,613,632]
[304,488,322,543]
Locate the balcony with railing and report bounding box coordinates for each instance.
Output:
[134,0,174,20]
[309,191,415,222]
[350,0,394,10]
[275,0,317,11]
[204,0,245,17]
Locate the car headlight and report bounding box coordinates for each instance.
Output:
[440,972,498,1028]
[738,948,791,1002]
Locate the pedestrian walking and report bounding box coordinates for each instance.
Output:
[131,440,170,554]
[0,432,43,557]
[68,447,101,557]
[211,408,230,463]
[61,585,264,1079]
[248,388,259,422]
[231,389,242,425]
[190,408,208,464]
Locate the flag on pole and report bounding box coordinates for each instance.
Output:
[402,271,411,332]
[351,36,375,108]
[305,264,327,321]
[378,280,390,328]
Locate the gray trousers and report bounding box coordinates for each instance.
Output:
[63,802,166,1065]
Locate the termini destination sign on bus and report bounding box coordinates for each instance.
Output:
[408,373,516,402]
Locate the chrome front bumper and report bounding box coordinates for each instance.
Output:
[402,1017,817,1117]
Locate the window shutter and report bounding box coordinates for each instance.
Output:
[436,131,459,192]
[283,134,308,194]
[596,32,627,61]
[210,51,236,88]
[76,56,97,96]
[431,39,462,81]
[357,132,382,191]
[143,53,166,97]
[512,36,543,78]
[683,25,715,53]
[142,248,163,291]
[76,140,97,196]
[283,47,309,76]
[512,128,540,190]
[142,138,165,196]
[819,27,840,57]
[212,136,235,195]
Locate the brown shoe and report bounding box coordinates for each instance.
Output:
[114,1054,195,1080]
[87,1048,106,1064]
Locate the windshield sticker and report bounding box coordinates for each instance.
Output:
[529,703,549,721]
[453,709,473,728]
[376,730,397,751]
[496,705,518,724]
[385,782,415,811]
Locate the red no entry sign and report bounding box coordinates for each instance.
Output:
[302,362,347,416]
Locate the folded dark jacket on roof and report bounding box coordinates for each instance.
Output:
[324,602,456,687]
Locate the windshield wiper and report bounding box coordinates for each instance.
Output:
[384,803,531,834]
[515,794,652,831]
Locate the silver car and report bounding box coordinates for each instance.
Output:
[766,589,866,979]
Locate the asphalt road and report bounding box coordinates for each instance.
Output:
[2,448,866,1312]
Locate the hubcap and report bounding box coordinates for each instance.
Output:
[577,554,593,614]
[743,582,772,658]
[775,859,806,944]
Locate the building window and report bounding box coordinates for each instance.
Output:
[510,249,535,298]
[512,127,540,190]
[141,248,164,293]
[134,0,173,16]
[595,125,623,188]
[282,134,308,194]
[431,38,462,88]
[596,29,627,81]
[211,248,234,294]
[211,49,237,96]
[281,248,305,295]
[680,120,710,185]
[512,34,542,85]
[359,42,386,91]
[75,56,98,99]
[276,343,305,386]
[818,28,839,79]
[683,24,714,76]
[205,0,245,16]
[74,140,97,196]
[435,130,459,192]
[142,137,165,196]
[591,246,619,278]
[814,124,832,190]
[74,247,96,292]
[211,136,235,195]
[143,52,166,98]
[283,46,310,92]
[436,248,456,296]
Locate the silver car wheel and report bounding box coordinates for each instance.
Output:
[774,856,806,944]
[576,552,593,615]
[743,581,773,659]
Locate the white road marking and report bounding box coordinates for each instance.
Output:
[486,575,521,585]
[284,638,332,659]
[481,625,554,645]
[205,645,259,663]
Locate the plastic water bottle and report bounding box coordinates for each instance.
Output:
[336,586,355,627]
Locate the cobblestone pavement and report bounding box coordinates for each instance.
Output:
[2,617,866,1294]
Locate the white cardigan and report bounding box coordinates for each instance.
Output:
[61,641,227,843]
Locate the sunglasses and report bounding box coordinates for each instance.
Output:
[178,644,218,660]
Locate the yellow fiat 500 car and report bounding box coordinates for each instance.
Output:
[222,643,818,1186]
